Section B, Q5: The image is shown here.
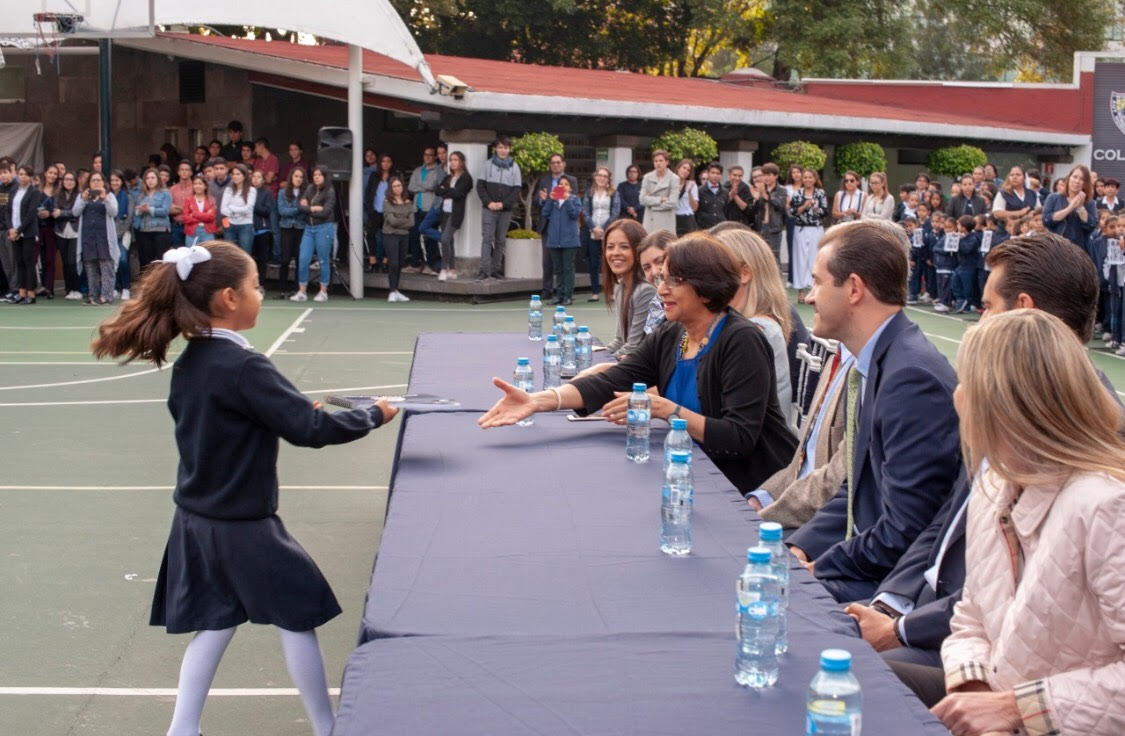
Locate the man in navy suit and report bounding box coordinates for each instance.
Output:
[787,220,962,603]
[852,232,1120,707]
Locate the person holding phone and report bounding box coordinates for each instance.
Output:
[74,171,120,305]
[541,178,581,306]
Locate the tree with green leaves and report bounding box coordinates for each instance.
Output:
[651,128,718,166]
[770,141,827,173]
[511,132,565,229]
[833,142,886,178]
[927,145,988,178]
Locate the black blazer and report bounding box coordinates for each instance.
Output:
[789,311,961,585]
[948,194,987,219]
[571,310,798,493]
[434,172,474,230]
[875,468,969,651]
[533,173,578,233]
[7,185,42,240]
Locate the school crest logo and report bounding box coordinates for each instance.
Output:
[1111,92,1125,135]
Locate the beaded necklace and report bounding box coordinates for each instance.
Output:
[678,313,723,360]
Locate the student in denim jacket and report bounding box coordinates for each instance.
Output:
[541,178,582,306]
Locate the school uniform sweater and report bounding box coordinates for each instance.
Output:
[931,232,957,271]
[169,337,383,520]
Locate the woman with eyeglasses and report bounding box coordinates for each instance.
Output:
[861,172,895,220]
[832,170,864,224]
[479,233,798,494]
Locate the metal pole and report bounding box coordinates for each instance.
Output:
[98,39,112,173]
[348,45,364,299]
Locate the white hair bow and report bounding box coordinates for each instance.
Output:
[162,245,212,280]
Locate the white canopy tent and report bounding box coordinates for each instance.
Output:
[0,0,436,297]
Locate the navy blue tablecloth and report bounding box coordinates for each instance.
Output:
[332,633,948,736]
[362,411,854,641]
[406,331,609,412]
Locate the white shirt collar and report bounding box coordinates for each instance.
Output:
[204,328,253,350]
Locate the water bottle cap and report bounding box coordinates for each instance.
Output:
[516,357,530,365]
[739,601,769,619]
[632,382,646,392]
[759,522,783,542]
[556,306,566,313]
[746,546,771,564]
[531,295,541,301]
[564,315,575,323]
[819,649,852,672]
[546,334,558,342]
[670,451,690,463]
[670,418,687,430]
[578,325,589,332]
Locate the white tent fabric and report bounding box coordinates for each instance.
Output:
[0,0,434,87]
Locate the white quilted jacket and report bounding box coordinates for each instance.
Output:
[942,469,1125,736]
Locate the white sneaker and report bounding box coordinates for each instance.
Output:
[933,303,950,313]
[390,290,410,302]
[65,290,82,300]
[1103,332,1113,342]
[422,265,439,276]
[447,270,458,280]
[290,291,308,302]
[121,289,131,301]
[313,291,328,302]
[1117,345,1125,356]
[437,269,448,282]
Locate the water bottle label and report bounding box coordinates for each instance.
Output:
[627,409,650,424]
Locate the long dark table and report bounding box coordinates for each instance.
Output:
[331,333,947,735]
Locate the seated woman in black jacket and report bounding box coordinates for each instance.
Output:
[479,234,797,493]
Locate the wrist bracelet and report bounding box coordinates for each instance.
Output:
[547,386,563,411]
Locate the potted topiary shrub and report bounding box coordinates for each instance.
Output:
[770,141,828,173]
[504,228,543,280]
[927,145,988,179]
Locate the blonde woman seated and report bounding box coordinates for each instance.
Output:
[712,225,795,431]
[919,309,1125,736]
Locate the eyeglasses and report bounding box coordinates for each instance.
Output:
[844,178,857,183]
[653,274,686,288]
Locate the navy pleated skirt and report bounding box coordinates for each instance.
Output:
[151,506,342,634]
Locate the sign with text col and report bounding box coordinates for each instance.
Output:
[1093,62,1125,181]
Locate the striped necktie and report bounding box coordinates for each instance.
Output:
[844,365,861,541]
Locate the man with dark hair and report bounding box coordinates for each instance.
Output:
[858,230,1119,706]
[475,136,522,281]
[0,158,15,297]
[788,220,961,603]
[279,141,309,185]
[407,146,444,275]
[1098,178,1124,212]
[220,120,245,163]
[724,165,752,225]
[696,162,728,229]
[749,162,788,267]
[253,137,280,194]
[532,152,577,296]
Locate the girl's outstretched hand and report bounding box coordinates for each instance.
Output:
[376,398,399,425]
[478,377,536,428]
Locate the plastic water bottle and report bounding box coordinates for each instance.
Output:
[735,547,780,688]
[663,417,692,474]
[543,335,561,389]
[552,306,567,339]
[513,358,535,426]
[736,601,779,688]
[625,383,651,463]
[660,450,692,555]
[806,649,862,736]
[528,295,543,341]
[575,326,593,372]
[561,316,578,377]
[759,522,790,654]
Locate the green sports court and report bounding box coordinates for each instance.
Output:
[0,295,1121,735]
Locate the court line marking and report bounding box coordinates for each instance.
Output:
[0,687,341,697]
[0,326,95,330]
[0,366,164,392]
[274,355,416,360]
[302,383,408,395]
[0,485,387,491]
[264,307,312,357]
[0,362,132,366]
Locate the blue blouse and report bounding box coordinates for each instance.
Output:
[665,315,728,416]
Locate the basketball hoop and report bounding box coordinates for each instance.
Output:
[32,11,83,61]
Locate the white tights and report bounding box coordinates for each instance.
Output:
[166,626,335,736]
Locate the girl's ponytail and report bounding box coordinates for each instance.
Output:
[92,242,252,366]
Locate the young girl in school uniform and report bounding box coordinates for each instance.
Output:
[91,242,398,736]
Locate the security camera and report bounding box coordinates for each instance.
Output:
[435,74,470,99]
